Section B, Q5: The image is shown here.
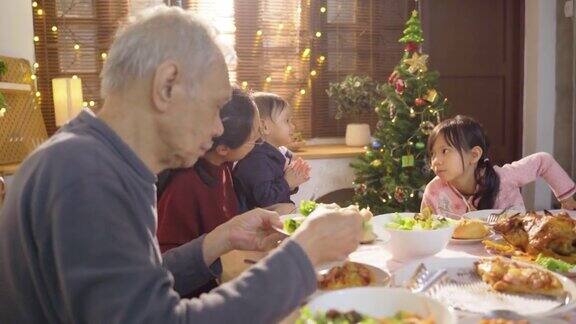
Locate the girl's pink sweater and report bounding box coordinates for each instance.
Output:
[421,153,576,215]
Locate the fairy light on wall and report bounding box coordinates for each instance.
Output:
[206,2,330,115]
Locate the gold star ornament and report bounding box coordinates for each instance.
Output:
[403,52,428,74]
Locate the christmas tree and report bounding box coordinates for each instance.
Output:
[351,9,448,214]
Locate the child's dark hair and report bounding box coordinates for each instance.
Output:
[157,87,257,197]
[427,115,500,209]
[251,92,289,122]
[211,87,257,150]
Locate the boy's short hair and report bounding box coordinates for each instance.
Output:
[251,92,289,122]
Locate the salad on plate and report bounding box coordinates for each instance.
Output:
[283,200,376,243]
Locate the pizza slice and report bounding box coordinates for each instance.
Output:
[475,257,565,297]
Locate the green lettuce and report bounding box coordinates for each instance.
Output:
[535,254,575,273]
[299,200,318,216]
[386,211,453,231]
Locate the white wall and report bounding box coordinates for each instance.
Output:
[0,0,35,63]
[0,0,35,188]
[522,0,557,210]
[292,157,356,205]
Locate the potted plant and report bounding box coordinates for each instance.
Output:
[327,75,378,146]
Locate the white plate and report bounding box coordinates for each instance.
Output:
[368,219,391,245]
[450,228,495,245]
[316,261,391,290]
[304,287,458,323]
[463,208,526,221]
[281,214,391,245]
[537,209,576,218]
[450,233,493,245]
[463,209,576,221]
[394,256,576,317]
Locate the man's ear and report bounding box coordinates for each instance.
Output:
[151,60,179,113]
[470,146,484,164]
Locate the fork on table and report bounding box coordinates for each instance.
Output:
[486,206,514,226]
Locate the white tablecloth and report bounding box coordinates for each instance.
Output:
[346,241,575,324]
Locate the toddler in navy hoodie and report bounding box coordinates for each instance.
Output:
[234,92,311,212]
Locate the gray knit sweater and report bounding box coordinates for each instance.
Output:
[0,110,316,323]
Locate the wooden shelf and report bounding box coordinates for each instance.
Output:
[0,82,32,93]
[0,163,20,175]
[293,144,365,159]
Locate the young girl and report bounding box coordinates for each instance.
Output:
[233,92,311,213]
[421,115,576,215]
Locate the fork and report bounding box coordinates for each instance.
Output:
[486,206,513,225]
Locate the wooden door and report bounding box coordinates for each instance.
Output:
[421,0,524,165]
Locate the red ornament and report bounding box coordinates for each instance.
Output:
[405,42,418,53]
[355,183,367,195]
[395,78,405,94]
[394,187,405,203]
[415,98,426,106]
[388,71,399,85]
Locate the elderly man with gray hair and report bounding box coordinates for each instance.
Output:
[0,5,363,324]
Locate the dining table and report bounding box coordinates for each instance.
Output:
[220,208,576,323]
[309,238,576,323]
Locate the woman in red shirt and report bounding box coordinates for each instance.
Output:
[157,88,261,296]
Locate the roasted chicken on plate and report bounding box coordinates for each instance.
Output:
[493,211,576,263]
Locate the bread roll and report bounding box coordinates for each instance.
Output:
[453,219,489,239]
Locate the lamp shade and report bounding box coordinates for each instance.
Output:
[52,77,83,126]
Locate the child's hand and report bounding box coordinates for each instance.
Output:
[284,158,310,190]
[291,158,311,180]
[560,195,576,210]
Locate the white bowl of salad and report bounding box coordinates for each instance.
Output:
[372,208,456,260]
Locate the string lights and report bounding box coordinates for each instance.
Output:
[31,1,101,111]
[233,2,332,111]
